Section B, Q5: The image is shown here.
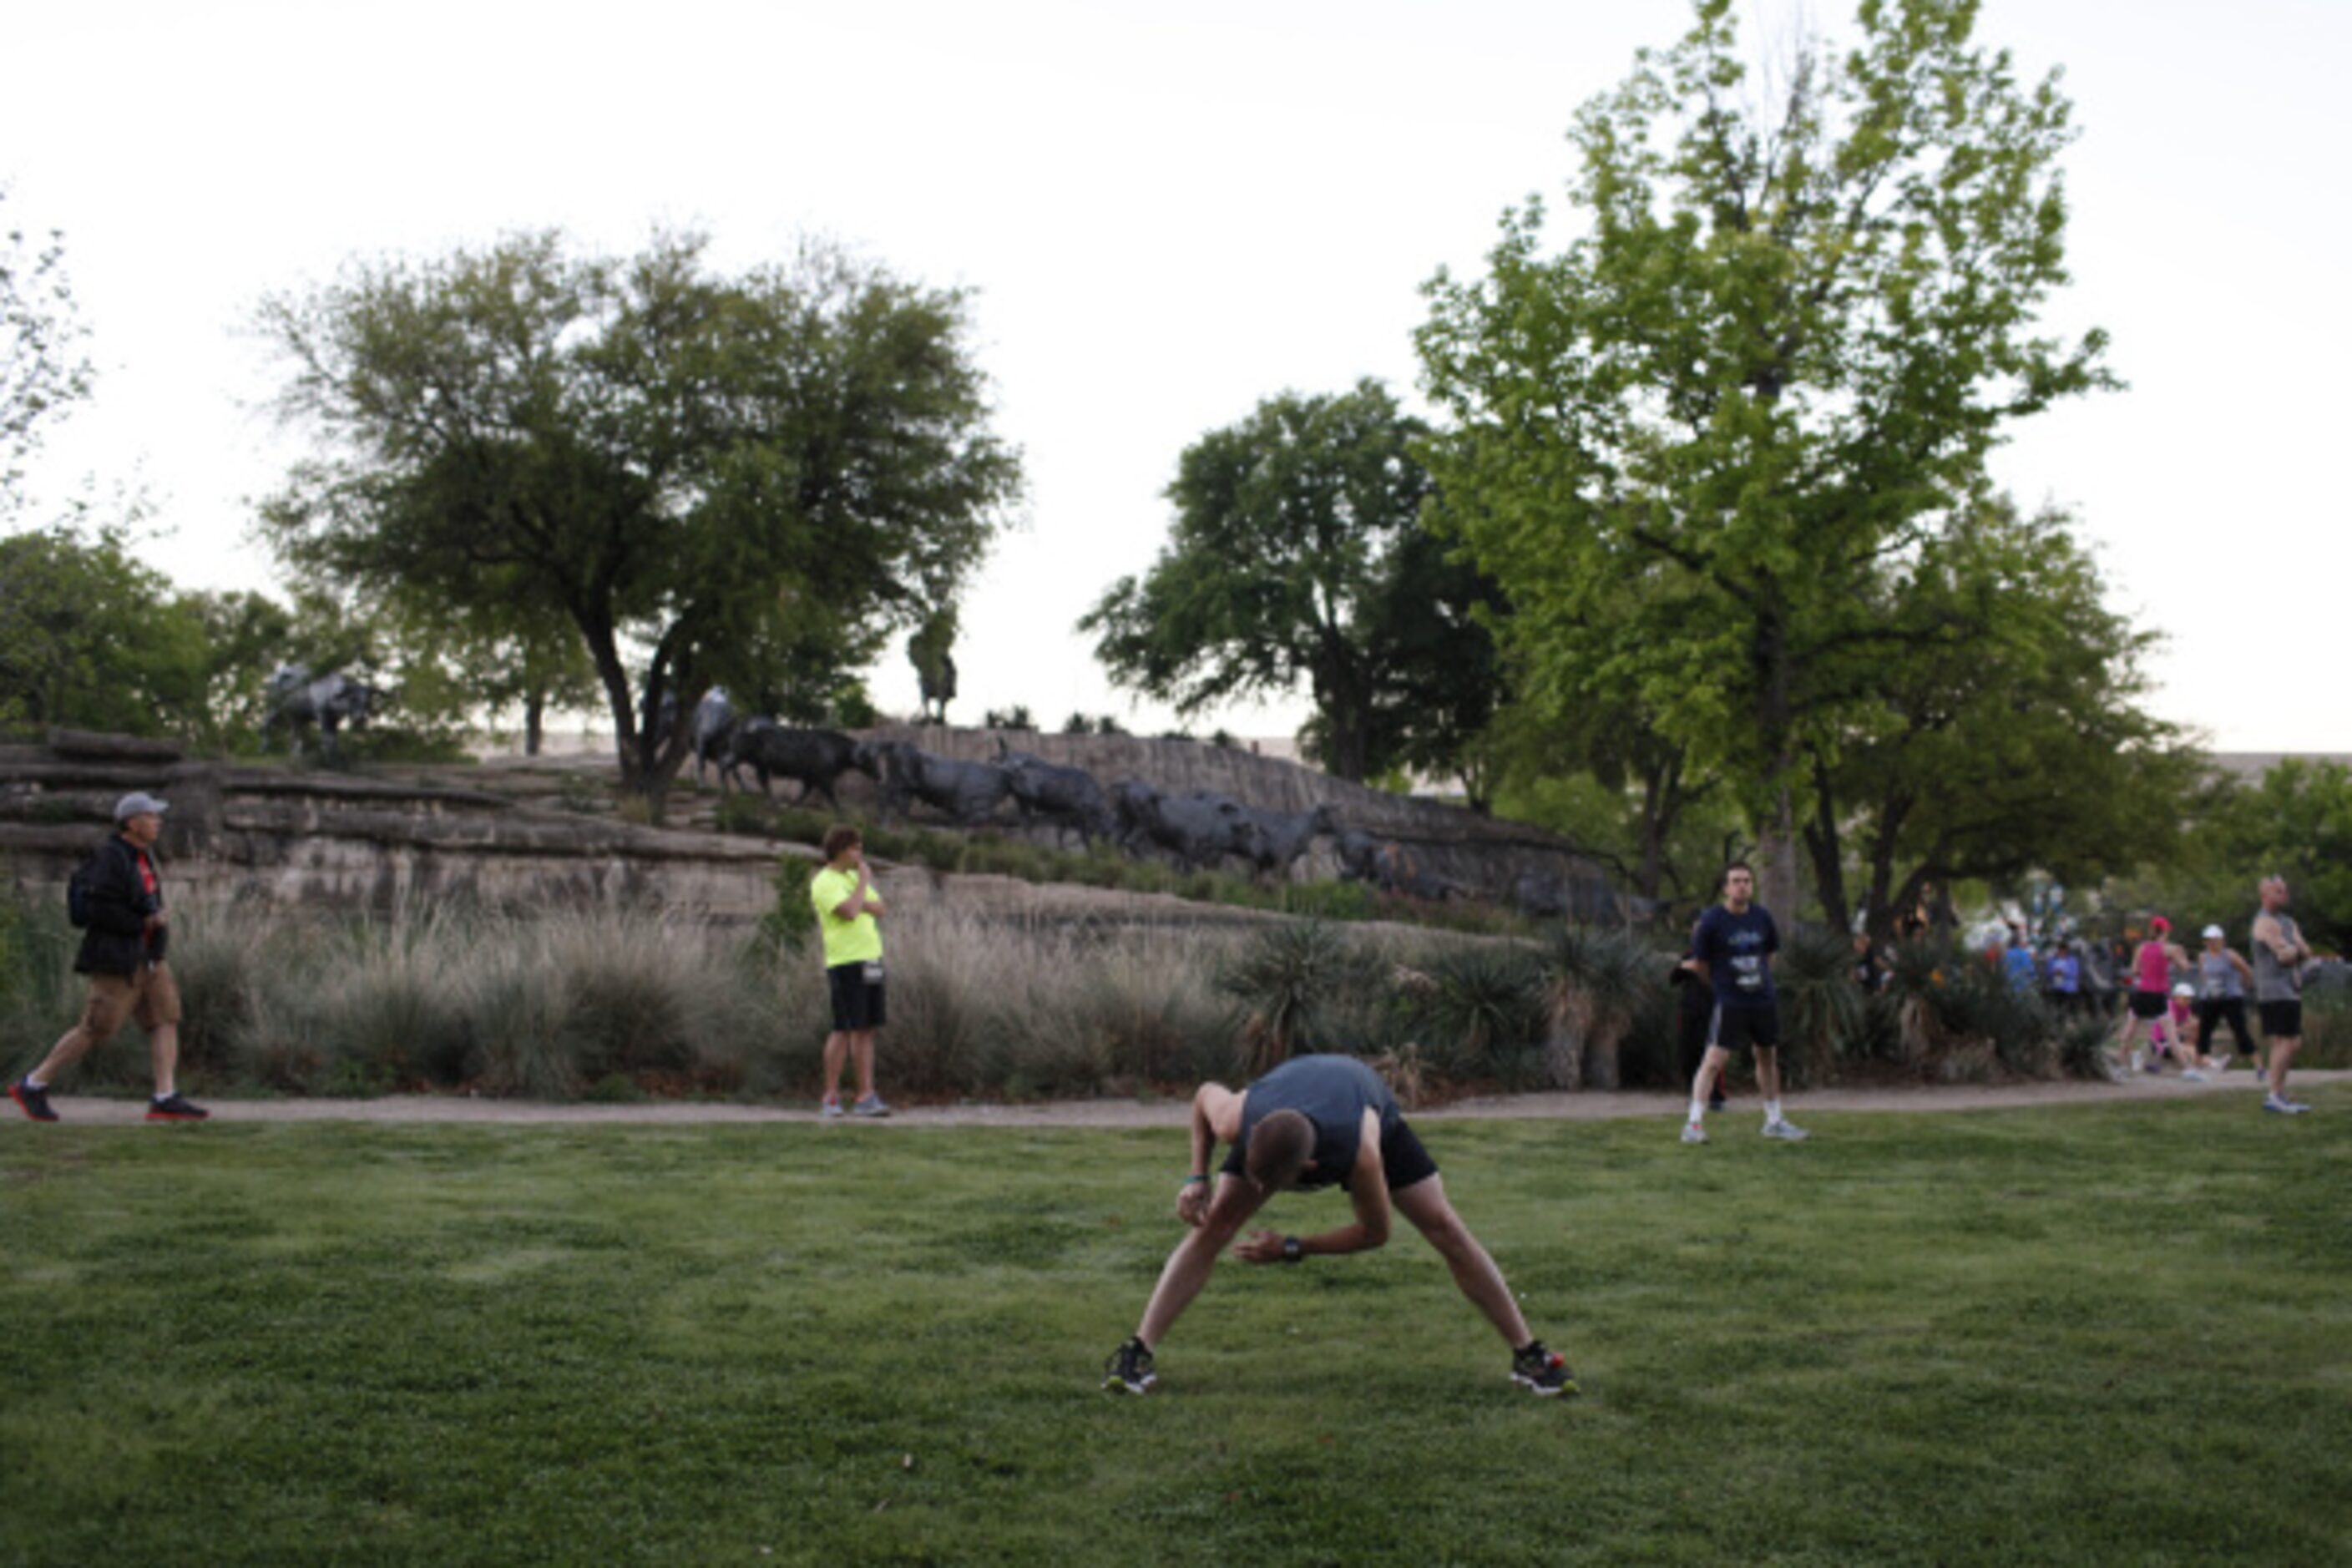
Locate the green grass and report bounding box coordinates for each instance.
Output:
[4,1095,2349,1565]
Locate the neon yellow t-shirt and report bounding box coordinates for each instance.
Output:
[809,866,883,968]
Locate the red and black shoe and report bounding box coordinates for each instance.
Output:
[9,1079,58,1122]
[1511,1339,1580,1397]
[145,1092,210,1123]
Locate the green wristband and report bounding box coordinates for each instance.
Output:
[1182,1174,1209,1186]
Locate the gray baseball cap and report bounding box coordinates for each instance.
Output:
[114,792,169,822]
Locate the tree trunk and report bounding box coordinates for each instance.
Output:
[1582,1026,1621,1090]
[524,693,545,757]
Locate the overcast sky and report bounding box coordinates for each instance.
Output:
[3,0,2344,751]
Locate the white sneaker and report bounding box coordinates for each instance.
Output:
[1762,1118,1809,1141]
[1680,1121,1707,1145]
[2181,1069,2208,1084]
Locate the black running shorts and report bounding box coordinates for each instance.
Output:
[1707,1004,1781,1053]
[2258,999,2302,1039]
[2129,990,2168,1021]
[827,961,886,1032]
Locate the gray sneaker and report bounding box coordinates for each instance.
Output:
[1680,1121,1707,1145]
[820,1096,844,1119]
[851,1094,892,1118]
[1762,1118,1809,1141]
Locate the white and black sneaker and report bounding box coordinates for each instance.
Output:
[1103,1336,1156,1394]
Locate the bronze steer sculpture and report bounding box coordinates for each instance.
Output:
[725,721,876,812]
[690,688,738,788]
[997,744,1115,849]
[869,739,1014,827]
[1112,779,1264,873]
[263,665,385,761]
[1232,802,1339,881]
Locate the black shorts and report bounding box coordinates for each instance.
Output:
[2129,991,2168,1021]
[2258,999,2302,1039]
[2195,998,2252,1050]
[1220,1113,1440,1194]
[1707,1004,1781,1053]
[827,961,886,1032]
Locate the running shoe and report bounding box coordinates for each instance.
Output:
[1511,1340,1580,1397]
[1680,1121,1707,1145]
[851,1094,892,1118]
[8,1079,58,1122]
[2180,1070,2208,1084]
[1103,1336,1156,1394]
[144,1093,210,1122]
[819,1096,844,1119]
[1762,1118,1810,1141]
[2262,1095,2311,1115]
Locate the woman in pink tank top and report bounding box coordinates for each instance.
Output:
[2113,917,2189,1075]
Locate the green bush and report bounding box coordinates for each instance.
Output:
[1414,944,1545,1082]
[1214,920,1392,1075]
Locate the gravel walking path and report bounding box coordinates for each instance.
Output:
[13,1070,2340,1129]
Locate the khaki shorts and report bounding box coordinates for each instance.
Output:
[76,964,183,1044]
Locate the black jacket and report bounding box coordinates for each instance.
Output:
[75,833,169,976]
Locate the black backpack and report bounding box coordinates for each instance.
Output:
[66,851,100,928]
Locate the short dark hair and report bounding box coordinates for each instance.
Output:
[1243,1109,1314,1192]
[1721,860,1754,889]
[820,825,862,862]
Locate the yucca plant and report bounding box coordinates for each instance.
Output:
[1775,929,1870,1087]
[1419,945,1544,1081]
[1216,920,1383,1075]
[1541,928,1666,1089]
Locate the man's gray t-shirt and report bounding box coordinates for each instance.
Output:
[2252,912,2304,1002]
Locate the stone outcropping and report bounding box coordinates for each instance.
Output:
[2,726,1626,923]
[1,731,794,921]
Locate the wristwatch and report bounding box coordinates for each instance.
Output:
[1280,1235,1303,1264]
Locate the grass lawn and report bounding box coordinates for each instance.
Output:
[3,1091,2348,1565]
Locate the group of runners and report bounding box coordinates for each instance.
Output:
[2106,880,2319,1113]
[11,802,2326,1400]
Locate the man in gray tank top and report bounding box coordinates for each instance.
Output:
[2250,877,2315,1114]
[1102,1054,1576,1398]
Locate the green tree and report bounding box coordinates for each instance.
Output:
[257,230,1021,796]
[2,188,92,516]
[2193,761,2352,953]
[1418,0,2112,915]
[0,526,211,736]
[1081,379,1500,787]
[1796,498,2195,936]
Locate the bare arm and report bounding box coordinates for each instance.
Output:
[1176,1085,1243,1226]
[2228,949,2255,984]
[2253,915,2302,965]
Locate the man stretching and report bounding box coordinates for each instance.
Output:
[1682,862,1807,1144]
[1103,1053,1576,1397]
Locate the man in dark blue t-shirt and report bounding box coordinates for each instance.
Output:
[1683,862,1808,1145]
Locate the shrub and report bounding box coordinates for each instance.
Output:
[1414,945,1544,1082]
[1216,920,1385,1075]
[1540,928,1666,1089]
[1775,930,1871,1087]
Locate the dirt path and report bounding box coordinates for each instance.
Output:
[15,1070,2341,1129]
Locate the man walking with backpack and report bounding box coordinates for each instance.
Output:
[9,792,209,1123]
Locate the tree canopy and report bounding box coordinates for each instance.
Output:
[1418,0,2114,912]
[257,230,1022,792]
[1081,379,1502,791]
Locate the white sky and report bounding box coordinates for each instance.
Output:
[3,0,2344,750]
